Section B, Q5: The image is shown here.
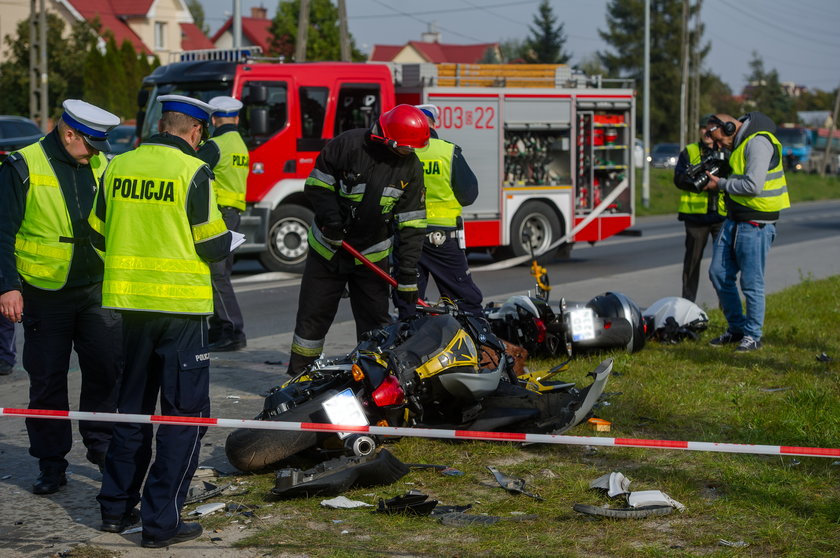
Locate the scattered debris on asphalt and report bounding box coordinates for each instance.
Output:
[487,466,543,500]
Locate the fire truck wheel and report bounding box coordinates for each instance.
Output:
[260,204,314,273]
[500,201,562,261]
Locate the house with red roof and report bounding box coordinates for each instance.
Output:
[369,27,500,64]
[211,6,273,53]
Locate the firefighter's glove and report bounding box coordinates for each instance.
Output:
[320,223,344,247]
[395,284,419,307]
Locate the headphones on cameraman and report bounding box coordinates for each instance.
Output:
[708,115,736,136]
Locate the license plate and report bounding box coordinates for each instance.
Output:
[321,388,368,439]
[569,308,596,341]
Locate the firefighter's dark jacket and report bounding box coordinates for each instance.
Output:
[89,132,230,264]
[0,129,103,294]
[305,128,426,285]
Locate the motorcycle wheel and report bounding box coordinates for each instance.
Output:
[225,394,334,472]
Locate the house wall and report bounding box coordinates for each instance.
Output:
[391,46,425,64]
[0,0,77,63]
[127,0,191,58]
[213,30,258,51]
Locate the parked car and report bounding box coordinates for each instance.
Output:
[649,142,681,169]
[105,124,137,158]
[0,115,43,162]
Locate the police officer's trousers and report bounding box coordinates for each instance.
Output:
[682,221,723,302]
[288,252,390,375]
[22,282,122,473]
[98,312,210,542]
[209,206,245,342]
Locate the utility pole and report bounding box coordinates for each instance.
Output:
[642,0,650,208]
[295,0,310,62]
[233,0,242,50]
[819,84,840,177]
[690,0,702,132]
[29,0,49,132]
[338,0,350,62]
[679,0,689,149]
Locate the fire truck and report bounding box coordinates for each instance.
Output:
[137,53,636,273]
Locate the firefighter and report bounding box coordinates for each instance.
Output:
[393,104,483,318]
[91,95,230,547]
[0,100,122,495]
[197,95,248,352]
[287,104,429,376]
[673,115,727,302]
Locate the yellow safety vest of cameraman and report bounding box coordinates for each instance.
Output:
[91,144,226,314]
[677,142,726,217]
[727,132,790,213]
[13,141,106,290]
[417,138,460,227]
[206,130,248,211]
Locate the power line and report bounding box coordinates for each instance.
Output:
[370,0,485,42]
[715,0,840,50]
[351,0,540,20]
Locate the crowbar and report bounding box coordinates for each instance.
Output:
[341,241,430,307]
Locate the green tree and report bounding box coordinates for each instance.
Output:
[269,0,365,61]
[743,52,796,124]
[598,0,710,141]
[186,0,210,35]
[522,0,571,64]
[498,38,528,63]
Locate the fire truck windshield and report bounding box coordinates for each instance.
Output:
[140,82,232,139]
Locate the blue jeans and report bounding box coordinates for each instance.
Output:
[709,220,776,340]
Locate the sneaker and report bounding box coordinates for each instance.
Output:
[709,331,743,347]
[735,336,762,352]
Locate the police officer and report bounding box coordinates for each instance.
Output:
[197,96,248,352]
[393,104,482,319]
[0,100,122,494]
[673,115,727,302]
[287,105,429,376]
[91,95,230,547]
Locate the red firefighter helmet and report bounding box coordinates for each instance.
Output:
[371,104,430,150]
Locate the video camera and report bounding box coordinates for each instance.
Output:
[685,149,729,192]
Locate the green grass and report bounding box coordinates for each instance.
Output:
[635,168,840,216]
[186,277,840,557]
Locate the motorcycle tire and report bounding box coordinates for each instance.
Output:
[225,392,336,472]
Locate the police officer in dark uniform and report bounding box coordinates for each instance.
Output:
[91,95,230,547]
[393,104,482,318]
[198,95,248,352]
[287,104,429,376]
[0,100,122,494]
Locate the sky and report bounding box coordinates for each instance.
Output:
[198,0,840,95]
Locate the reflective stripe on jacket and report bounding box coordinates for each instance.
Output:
[728,131,790,213]
[417,138,460,227]
[207,130,248,211]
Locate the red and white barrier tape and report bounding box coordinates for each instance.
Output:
[2,407,838,458]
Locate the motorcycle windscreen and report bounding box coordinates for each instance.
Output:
[414,328,479,380]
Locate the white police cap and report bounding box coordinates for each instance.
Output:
[157,94,215,124]
[209,96,244,117]
[61,99,120,152]
[415,104,440,124]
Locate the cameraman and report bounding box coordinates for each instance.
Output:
[673,115,727,302]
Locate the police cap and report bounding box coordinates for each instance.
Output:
[209,96,244,117]
[157,94,215,124]
[414,104,440,125]
[61,99,120,152]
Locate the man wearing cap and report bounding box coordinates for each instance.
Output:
[197,96,248,352]
[90,95,230,547]
[672,115,727,302]
[0,99,123,494]
[393,104,482,319]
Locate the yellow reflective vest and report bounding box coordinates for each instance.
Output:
[92,143,226,314]
[417,138,460,227]
[206,130,248,211]
[728,131,790,213]
[14,141,106,290]
[677,142,726,217]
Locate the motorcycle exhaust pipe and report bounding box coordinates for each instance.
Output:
[344,434,376,457]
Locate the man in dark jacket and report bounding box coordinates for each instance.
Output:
[287,105,429,376]
[704,112,790,352]
[0,100,122,494]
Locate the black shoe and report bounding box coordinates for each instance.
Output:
[32,470,67,495]
[208,337,246,352]
[86,449,107,473]
[0,361,13,375]
[101,508,141,533]
[709,330,743,347]
[141,522,203,548]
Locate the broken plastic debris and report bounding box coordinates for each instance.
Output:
[573,503,674,519]
[718,540,749,547]
[587,418,612,432]
[185,481,231,504]
[190,502,226,516]
[123,526,142,535]
[816,352,832,362]
[487,466,543,501]
[1,475,11,480]
[439,467,464,476]
[377,491,438,516]
[589,472,631,497]
[320,496,373,509]
[225,395,241,399]
[628,490,685,511]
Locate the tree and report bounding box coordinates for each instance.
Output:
[743,52,796,124]
[522,0,571,64]
[498,38,528,63]
[186,0,210,35]
[269,0,365,61]
[598,0,710,141]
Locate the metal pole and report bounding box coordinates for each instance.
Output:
[338,0,351,62]
[819,84,840,177]
[295,0,310,62]
[29,0,37,123]
[642,0,650,208]
[679,0,689,149]
[38,0,48,132]
[233,0,242,50]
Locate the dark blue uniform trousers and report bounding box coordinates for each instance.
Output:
[21,282,121,473]
[98,312,210,542]
[209,207,245,342]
